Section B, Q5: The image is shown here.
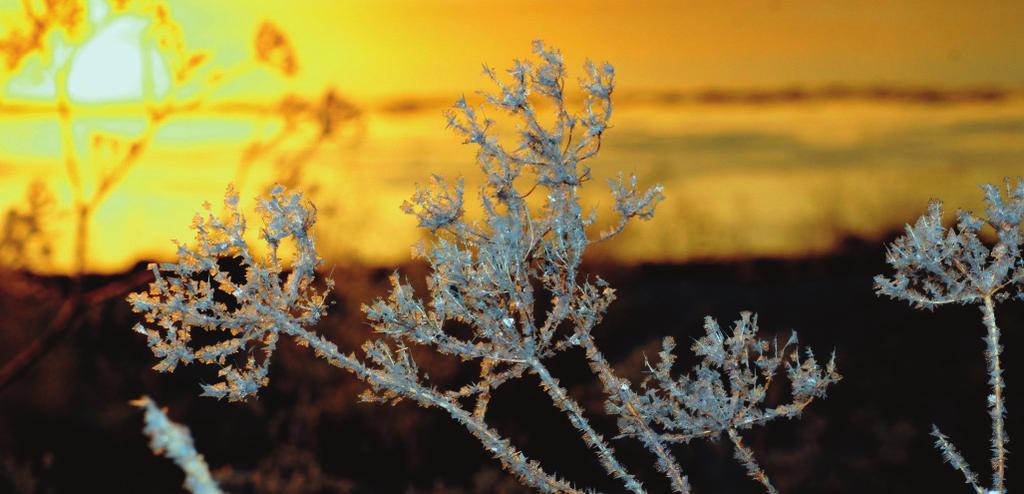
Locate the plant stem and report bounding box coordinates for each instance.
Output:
[577,333,691,493]
[283,323,583,494]
[981,296,1007,492]
[728,428,777,494]
[529,358,646,494]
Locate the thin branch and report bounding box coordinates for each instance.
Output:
[728,428,777,494]
[931,425,985,494]
[283,324,585,494]
[529,358,646,494]
[981,296,1008,492]
[575,323,690,493]
[659,399,815,444]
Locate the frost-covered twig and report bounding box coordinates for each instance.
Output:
[620,313,839,494]
[876,179,1023,493]
[729,428,777,494]
[932,425,985,494]
[133,396,224,494]
[571,281,691,493]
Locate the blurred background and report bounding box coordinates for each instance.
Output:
[0,1,1022,493]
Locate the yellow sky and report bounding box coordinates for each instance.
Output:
[156,0,1024,102]
[4,0,1023,104]
[2,0,1024,274]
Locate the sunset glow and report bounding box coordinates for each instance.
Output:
[2,0,1024,273]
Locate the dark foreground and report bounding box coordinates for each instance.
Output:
[0,239,1020,493]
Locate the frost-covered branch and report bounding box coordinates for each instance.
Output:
[728,428,777,494]
[570,280,691,493]
[876,178,1022,493]
[128,184,331,401]
[134,396,224,494]
[621,312,839,493]
[932,425,985,494]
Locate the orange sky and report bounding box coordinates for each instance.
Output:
[4,0,1022,104]
[2,0,1024,274]
[159,0,1024,102]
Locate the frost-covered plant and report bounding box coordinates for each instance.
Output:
[619,312,839,494]
[128,185,333,402]
[133,396,224,494]
[130,42,838,493]
[876,179,1023,494]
